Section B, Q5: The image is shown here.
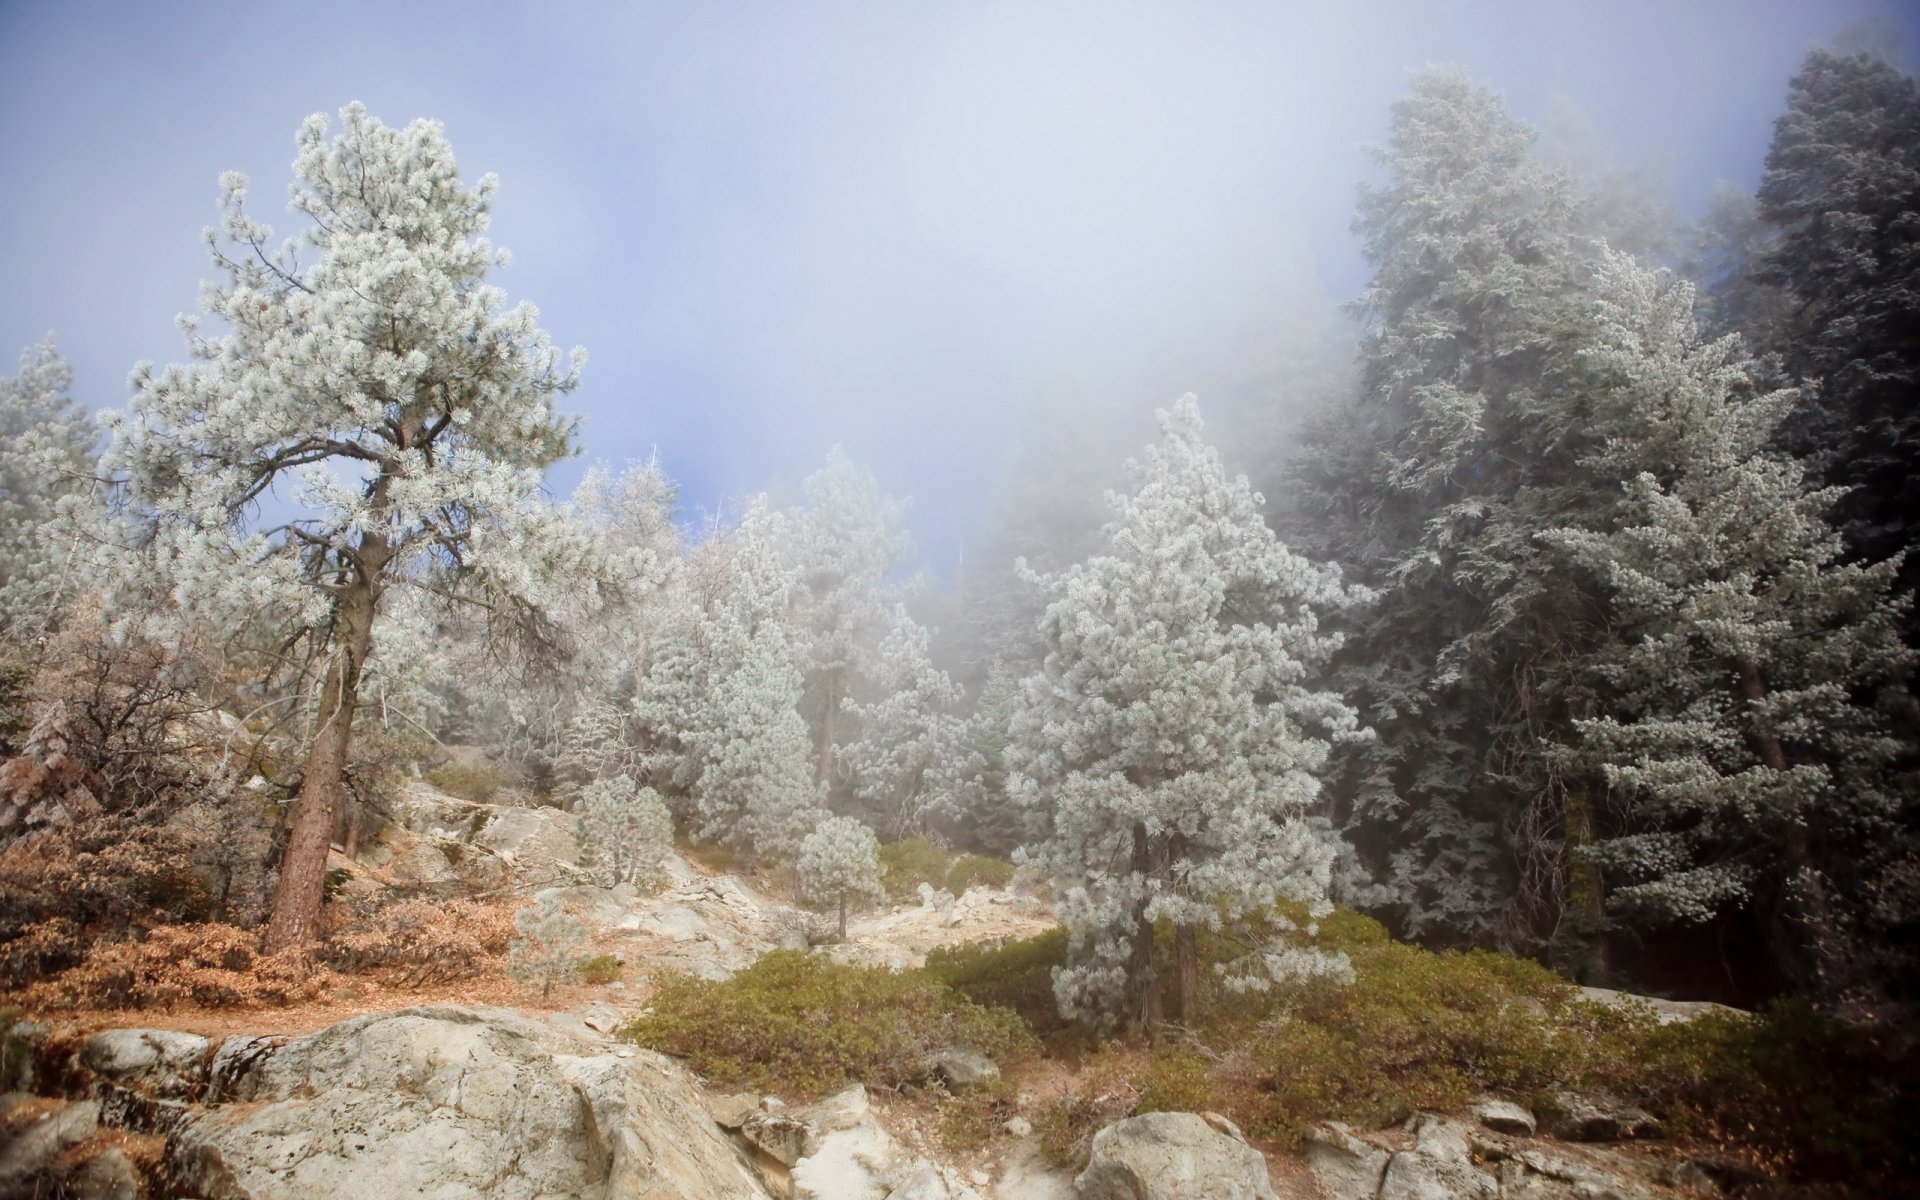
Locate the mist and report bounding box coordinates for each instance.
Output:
[4,0,1909,578]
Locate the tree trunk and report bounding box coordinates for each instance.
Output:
[838,893,848,943]
[1737,659,1845,998]
[1127,821,1162,1032]
[263,579,378,957]
[816,676,837,786]
[1561,779,1610,984]
[1173,924,1200,1024]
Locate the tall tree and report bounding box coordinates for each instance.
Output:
[1752,49,1920,640]
[1287,68,1601,949]
[1011,397,1363,1029]
[105,104,621,954]
[1545,252,1914,1001]
[839,604,969,839]
[0,337,96,623]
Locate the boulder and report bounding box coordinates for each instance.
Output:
[1544,1092,1661,1142]
[0,1098,99,1193]
[1304,1122,1390,1200]
[706,1092,762,1130]
[933,1047,1000,1091]
[1407,1113,1471,1163]
[80,1028,210,1098]
[1074,1111,1277,1200]
[1469,1095,1537,1137]
[69,1147,142,1200]
[162,1005,769,1199]
[1379,1151,1498,1200]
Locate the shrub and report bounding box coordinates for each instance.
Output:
[622,950,1036,1096]
[21,924,329,1009]
[321,898,515,985]
[579,953,622,985]
[424,762,511,804]
[924,929,1072,1038]
[944,853,1015,894]
[878,837,951,900]
[509,891,588,998]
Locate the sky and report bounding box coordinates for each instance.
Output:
[2,0,1914,578]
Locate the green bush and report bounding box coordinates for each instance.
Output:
[621,951,1037,1096]
[424,762,511,803]
[945,853,1015,894]
[578,954,622,985]
[924,929,1071,1038]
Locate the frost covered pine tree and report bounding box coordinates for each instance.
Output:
[797,814,884,941]
[682,501,824,866]
[509,890,588,999]
[104,104,621,956]
[0,337,97,623]
[1011,397,1366,1029]
[1544,252,1914,1001]
[788,449,911,789]
[575,775,675,892]
[839,604,969,839]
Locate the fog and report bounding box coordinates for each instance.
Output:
[2,0,1911,575]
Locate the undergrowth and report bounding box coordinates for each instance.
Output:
[877,837,1014,901]
[620,949,1036,1096]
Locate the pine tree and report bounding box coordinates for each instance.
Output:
[1287,67,1600,948]
[1011,397,1364,1029]
[575,774,674,892]
[509,891,588,999]
[797,814,885,941]
[103,105,629,955]
[839,604,969,839]
[1750,48,1920,650]
[1544,252,1914,1000]
[0,337,96,625]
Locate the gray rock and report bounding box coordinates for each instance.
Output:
[1577,986,1745,1026]
[69,1147,141,1200]
[80,1027,210,1098]
[1003,1115,1034,1138]
[742,1113,817,1166]
[933,1047,1001,1091]
[162,1004,769,1199]
[1408,1112,1471,1162]
[1469,1095,1537,1136]
[886,1161,986,1200]
[707,1091,762,1129]
[1380,1151,1498,1200]
[205,1035,285,1103]
[1075,1111,1277,1200]
[1304,1123,1390,1200]
[1544,1092,1662,1142]
[0,1099,100,1192]
[791,1117,906,1200]
[803,1083,872,1133]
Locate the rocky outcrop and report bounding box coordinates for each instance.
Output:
[1074,1111,1278,1200]
[163,1005,769,1199]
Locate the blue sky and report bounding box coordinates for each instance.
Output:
[3,1,1914,576]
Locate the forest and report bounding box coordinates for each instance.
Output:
[1,25,1917,1200]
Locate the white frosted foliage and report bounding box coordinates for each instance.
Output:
[575,775,674,893]
[797,814,885,935]
[1010,396,1367,1025]
[840,604,969,838]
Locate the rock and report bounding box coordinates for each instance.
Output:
[918,882,938,907]
[1408,1113,1472,1163]
[1663,1159,1720,1193]
[1512,1148,1651,1198]
[804,1082,872,1133]
[573,1000,624,1035]
[1004,1115,1034,1138]
[1544,1092,1662,1142]
[933,1047,1001,1091]
[1202,1111,1248,1142]
[1381,1151,1498,1200]
[0,1099,100,1192]
[80,1028,210,1098]
[790,1115,907,1200]
[997,1142,1077,1200]
[206,1036,285,1103]
[1469,1095,1537,1136]
[707,1091,762,1129]
[1,1018,47,1092]
[1304,1123,1390,1200]
[1075,1111,1277,1200]
[741,1112,817,1166]
[885,1161,986,1199]
[163,1004,769,1199]
[69,1147,142,1200]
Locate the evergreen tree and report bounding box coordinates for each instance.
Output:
[839,604,969,839]
[104,104,628,955]
[0,337,96,625]
[1011,397,1363,1029]
[1751,48,1920,649]
[1545,252,1914,1001]
[1287,68,1600,948]
[575,775,674,892]
[797,814,885,941]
